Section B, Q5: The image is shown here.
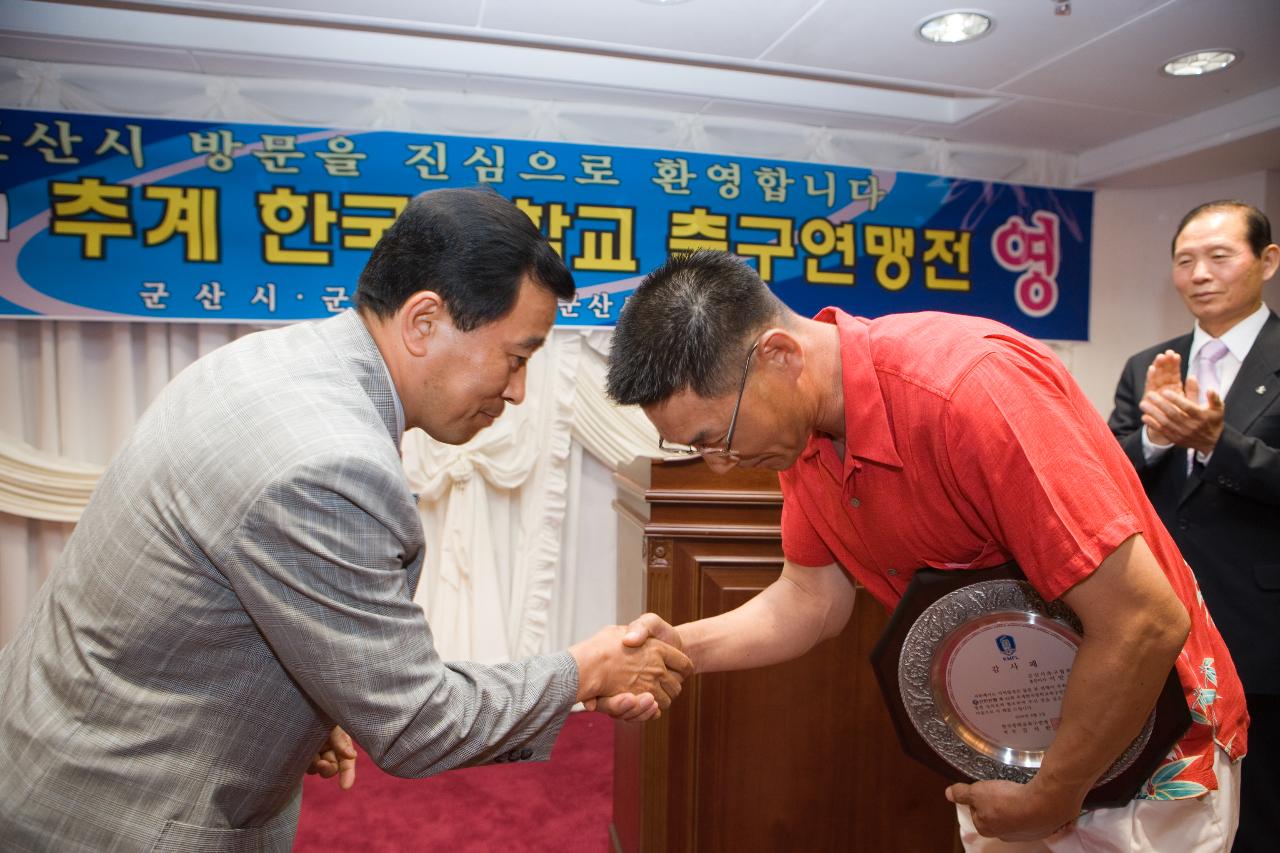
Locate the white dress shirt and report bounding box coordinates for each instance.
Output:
[1142,302,1270,465]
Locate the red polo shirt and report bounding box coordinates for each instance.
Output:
[780,308,1247,797]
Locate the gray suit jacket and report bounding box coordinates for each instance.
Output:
[0,310,578,852]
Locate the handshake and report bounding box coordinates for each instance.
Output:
[570,613,690,723]
[308,613,692,788]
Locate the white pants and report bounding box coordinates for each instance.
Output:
[958,749,1241,853]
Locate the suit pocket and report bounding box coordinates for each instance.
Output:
[151,818,293,853]
[1255,563,1280,591]
[1251,413,1280,443]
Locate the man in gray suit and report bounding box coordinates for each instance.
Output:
[0,188,691,851]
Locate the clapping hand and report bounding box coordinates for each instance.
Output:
[1139,352,1226,454]
[1140,350,1184,445]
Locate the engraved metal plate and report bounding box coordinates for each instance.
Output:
[870,564,1191,809]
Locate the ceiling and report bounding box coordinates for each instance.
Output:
[2,0,1279,187]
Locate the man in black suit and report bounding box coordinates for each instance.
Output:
[1109,200,1279,853]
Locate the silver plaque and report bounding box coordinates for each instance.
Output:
[870,564,1191,808]
[897,579,1152,785]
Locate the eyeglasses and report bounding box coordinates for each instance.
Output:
[659,341,759,459]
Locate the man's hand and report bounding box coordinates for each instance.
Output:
[959,535,1186,842]
[946,779,1080,841]
[305,725,357,791]
[586,560,854,720]
[585,691,662,722]
[586,614,686,722]
[1141,350,1184,445]
[620,612,684,653]
[569,624,693,712]
[1140,375,1226,455]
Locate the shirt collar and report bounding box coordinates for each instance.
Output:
[1190,302,1269,364]
[804,307,904,477]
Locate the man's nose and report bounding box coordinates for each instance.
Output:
[1191,259,1213,281]
[503,370,526,405]
[702,453,740,474]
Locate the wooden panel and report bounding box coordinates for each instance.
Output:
[843,594,964,852]
[610,712,642,853]
[611,463,648,853]
[611,458,961,853]
[689,553,959,852]
[647,455,781,496]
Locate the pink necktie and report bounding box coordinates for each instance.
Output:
[1195,339,1229,404]
[1187,339,1229,473]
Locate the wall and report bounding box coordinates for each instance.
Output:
[1066,171,1271,415]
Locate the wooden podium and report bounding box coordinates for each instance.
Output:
[611,456,960,853]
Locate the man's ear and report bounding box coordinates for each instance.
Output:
[1261,243,1280,281]
[757,327,805,381]
[400,291,445,357]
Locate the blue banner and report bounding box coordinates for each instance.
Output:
[0,108,1093,339]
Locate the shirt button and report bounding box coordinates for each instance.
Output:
[849,497,861,508]
[887,569,899,577]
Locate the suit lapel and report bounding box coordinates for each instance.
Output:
[1221,312,1280,432]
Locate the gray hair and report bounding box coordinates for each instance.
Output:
[606,251,786,406]
[1172,200,1272,258]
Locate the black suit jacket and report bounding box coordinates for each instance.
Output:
[1108,311,1280,694]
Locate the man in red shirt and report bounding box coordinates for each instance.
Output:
[604,250,1247,849]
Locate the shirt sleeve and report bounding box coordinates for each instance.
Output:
[943,350,1142,601]
[779,470,837,567]
[1142,425,1177,464]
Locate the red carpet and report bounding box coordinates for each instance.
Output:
[295,711,613,852]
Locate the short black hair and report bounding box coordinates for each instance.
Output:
[355,187,574,331]
[606,250,786,406]
[1172,200,1272,258]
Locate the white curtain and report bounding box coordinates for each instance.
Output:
[0,318,664,655]
[0,56,1074,653]
[408,329,570,662]
[0,318,264,643]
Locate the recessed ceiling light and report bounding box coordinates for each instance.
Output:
[1162,50,1239,77]
[917,11,994,45]
[636,0,693,6]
